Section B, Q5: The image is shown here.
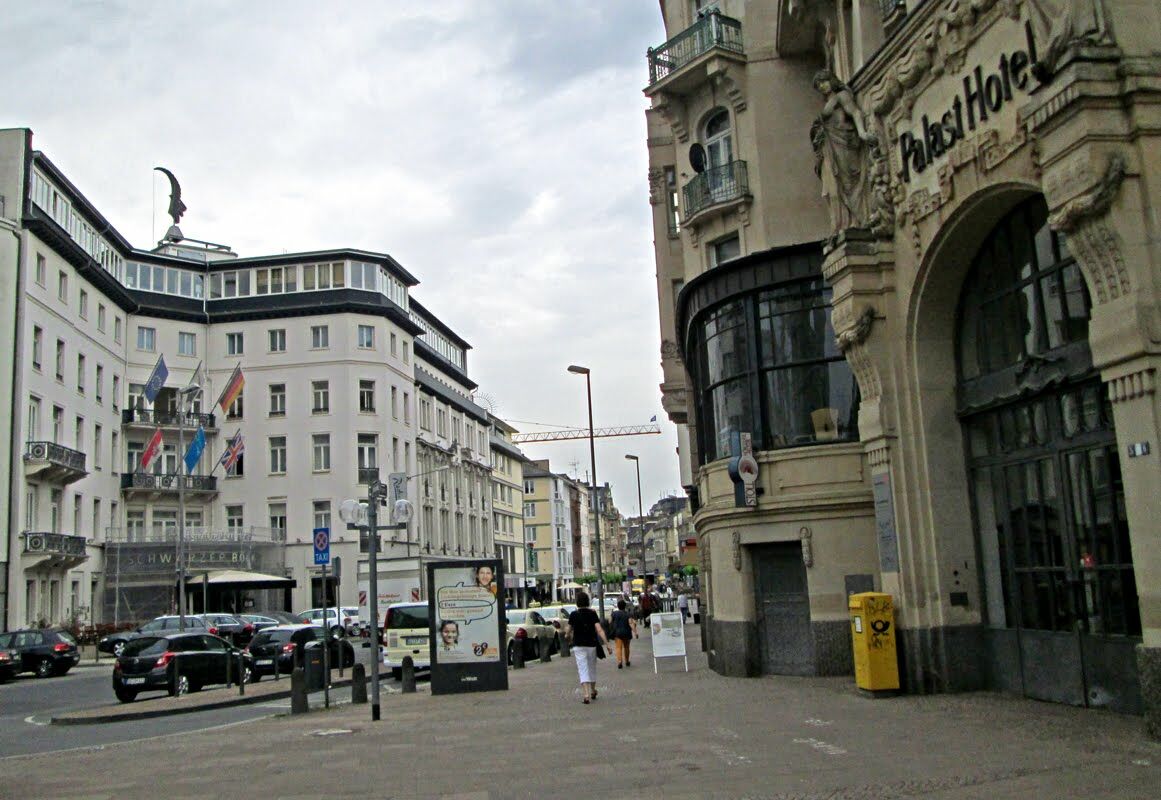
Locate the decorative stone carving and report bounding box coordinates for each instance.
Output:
[648,167,666,206]
[1108,368,1156,404]
[652,93,688,143]
[1048,152,1126,233]
[1026,0,1115,81]
[835,306,877,352]
[800,526,814,568]
[660,339,682,361]
[1048,153,1128,304]
[731,530,742,571]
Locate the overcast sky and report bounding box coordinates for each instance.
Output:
[3,2,681,519]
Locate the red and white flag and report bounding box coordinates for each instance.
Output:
[140,427,164,471]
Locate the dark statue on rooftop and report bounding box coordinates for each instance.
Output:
[153,166,187,229]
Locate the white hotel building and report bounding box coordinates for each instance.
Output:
[0,128,499,629]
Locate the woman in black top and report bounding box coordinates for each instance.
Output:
[610,599,636,668]
[567,592,609,704]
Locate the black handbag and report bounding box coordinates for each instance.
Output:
[596,641,606,659]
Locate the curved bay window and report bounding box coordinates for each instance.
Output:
[958,195,1139,711]
[683,246,859,464]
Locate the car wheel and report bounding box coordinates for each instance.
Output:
[187,680,203,693]
[35,658,54,679]
[169,672,190,697]
[112,641,126,658]
[114,686,137,703]
[249,670,261,683]
[507,642,517,666]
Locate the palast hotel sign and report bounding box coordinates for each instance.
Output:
[897,21,1045,185]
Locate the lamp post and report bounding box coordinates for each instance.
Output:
[176,384,200,631]
[625,454,643,580]
[567,365,605,623]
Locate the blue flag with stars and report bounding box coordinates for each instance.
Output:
[143,354,168,404]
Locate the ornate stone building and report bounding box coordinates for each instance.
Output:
[646,0,1161,734]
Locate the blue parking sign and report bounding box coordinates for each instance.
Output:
[313,527,330,565]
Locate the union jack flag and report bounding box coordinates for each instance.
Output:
[219,430,245,472]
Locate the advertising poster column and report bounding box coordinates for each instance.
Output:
[427,559,508,694]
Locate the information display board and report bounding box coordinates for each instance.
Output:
[427,559,508,694]
[649,611,688,672]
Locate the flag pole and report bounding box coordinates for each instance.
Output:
[178,395,187,630]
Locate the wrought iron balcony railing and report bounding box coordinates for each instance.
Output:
[104,525,285,544]
[22,531,87,558]
[120,473,218,492]
[647,11,743,86]
[24,441,87,472]
[681,160,749,219]
[121,408,216,429]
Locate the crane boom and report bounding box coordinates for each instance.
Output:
[512,424,661,443]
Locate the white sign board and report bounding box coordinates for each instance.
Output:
[649,611,688,672]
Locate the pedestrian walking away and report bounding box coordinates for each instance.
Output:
[678,591,689,624]
[567,591,609,704]
[610,599,636,668]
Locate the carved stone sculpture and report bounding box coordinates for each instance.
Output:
[1026,0,1115,81]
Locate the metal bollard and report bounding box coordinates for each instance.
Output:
[351,663,367,704]
[238,652,245,696]
[225,649,232,686]
[513,642,525,669]
[401,655,416,693]
[560,635,571,658]
[290,667,309,714]
[539,640,551,663]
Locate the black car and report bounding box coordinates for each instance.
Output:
[112,632,252,702]
[99,615,209,657]
[195,613,254,646]
[0,629,80,678]
[0,647,19,682]
[244,624,354,680]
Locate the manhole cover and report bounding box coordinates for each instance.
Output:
[309,729,354,737]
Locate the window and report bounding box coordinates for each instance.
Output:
[35,253,46,286]
[269,436,287,474]
[392,437,399,469]
[111,431,118,473]
[403,341,410,363]
[178,331,196,357]
[404,442,410,473]
[312,434,331,471]
[75,415,84,450]
[58,271,68,302]
[94,424,102,469]
[227,392,244,420]
[357,434,378,470]
[268,503,287,537]
[97,304,106,332]
[391,386,398,418]
[77,353,86,393]
[78,289,89,319]
[92,499,101,540]
[31,327,42,371]
[55,340,65,381]
[312,380,329,413]
[359,380,375,413]
[268,329,286,352]
[436,408,447,437]
[311,325,329,349]
[226,505,244,532]
[226,449,245,477]
[226,332,244,355]
[524,480,534,494]
[27,396,41,440]
[114,317,122,344]
[269,383,286,417]
[665,166,681,235]
[419,398,432,431]
[313,501,331,531]
[95,364,104,403]
[390,332,397,357]
[403,392,411,424]
[137,326,156,352]
[358,325,374,349]
[524,502,536,517]
[112,376,120,411]
[710,234,741,268]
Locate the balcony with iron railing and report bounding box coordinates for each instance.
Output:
[23,441,88,485]
[647,11,744,89]
[104,525,285,544]
[681,160,751,223]
[22,531,89,567]
[120,472,218,494]
[122,407,216,431]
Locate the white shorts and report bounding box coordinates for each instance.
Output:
[574,646,598,684]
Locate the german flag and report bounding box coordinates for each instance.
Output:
[216,364,245,412]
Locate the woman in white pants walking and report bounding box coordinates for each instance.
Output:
[567,591,609,704]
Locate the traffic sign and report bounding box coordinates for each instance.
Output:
[313,527,330,565]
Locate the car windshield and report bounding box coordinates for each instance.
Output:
[250,629,295,646]
[123,637,168,657]
[54,630,77,645]
[386,606,428,629]
[507,611,526,624]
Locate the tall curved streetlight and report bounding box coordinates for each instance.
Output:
[568,365,605,623]
[625,454,643,578]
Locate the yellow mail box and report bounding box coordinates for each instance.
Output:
[848,591,900,693]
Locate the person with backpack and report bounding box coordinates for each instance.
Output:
[610,599,636,668]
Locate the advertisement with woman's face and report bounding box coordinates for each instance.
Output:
[431,562,500,663]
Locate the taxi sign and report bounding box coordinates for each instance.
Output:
[313,527,330,565]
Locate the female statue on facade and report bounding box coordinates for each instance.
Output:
[810,69,878,235]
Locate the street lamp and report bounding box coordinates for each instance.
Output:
[176,383,201,631]
[567,365,605,623]
[625,454,643,580]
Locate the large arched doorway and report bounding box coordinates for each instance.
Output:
[957,196,1142,713]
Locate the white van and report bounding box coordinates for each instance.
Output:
[382,602,430,678]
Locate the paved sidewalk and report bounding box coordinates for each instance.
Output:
[3,625,1159,799]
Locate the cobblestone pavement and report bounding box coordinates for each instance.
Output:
[2,625,1158,799]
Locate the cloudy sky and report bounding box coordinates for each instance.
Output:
[3,2,680,518]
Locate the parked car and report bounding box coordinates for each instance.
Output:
[297,607,361,635]
[112,632,252,702]
[239,614,283,634]
[382,602,430,679]
[99,615,209,657]
[0,629,81,678]
[251,610,307,626]
[194,613,254,646]
[534,605,576,640]
[244,624,354,680]
[505,609,557,664]
[0,646,20,682]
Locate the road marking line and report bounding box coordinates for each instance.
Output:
[3,715,267,761]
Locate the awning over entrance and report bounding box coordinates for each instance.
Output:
[186,569,296,589]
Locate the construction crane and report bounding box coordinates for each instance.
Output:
[512,423,661,443]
